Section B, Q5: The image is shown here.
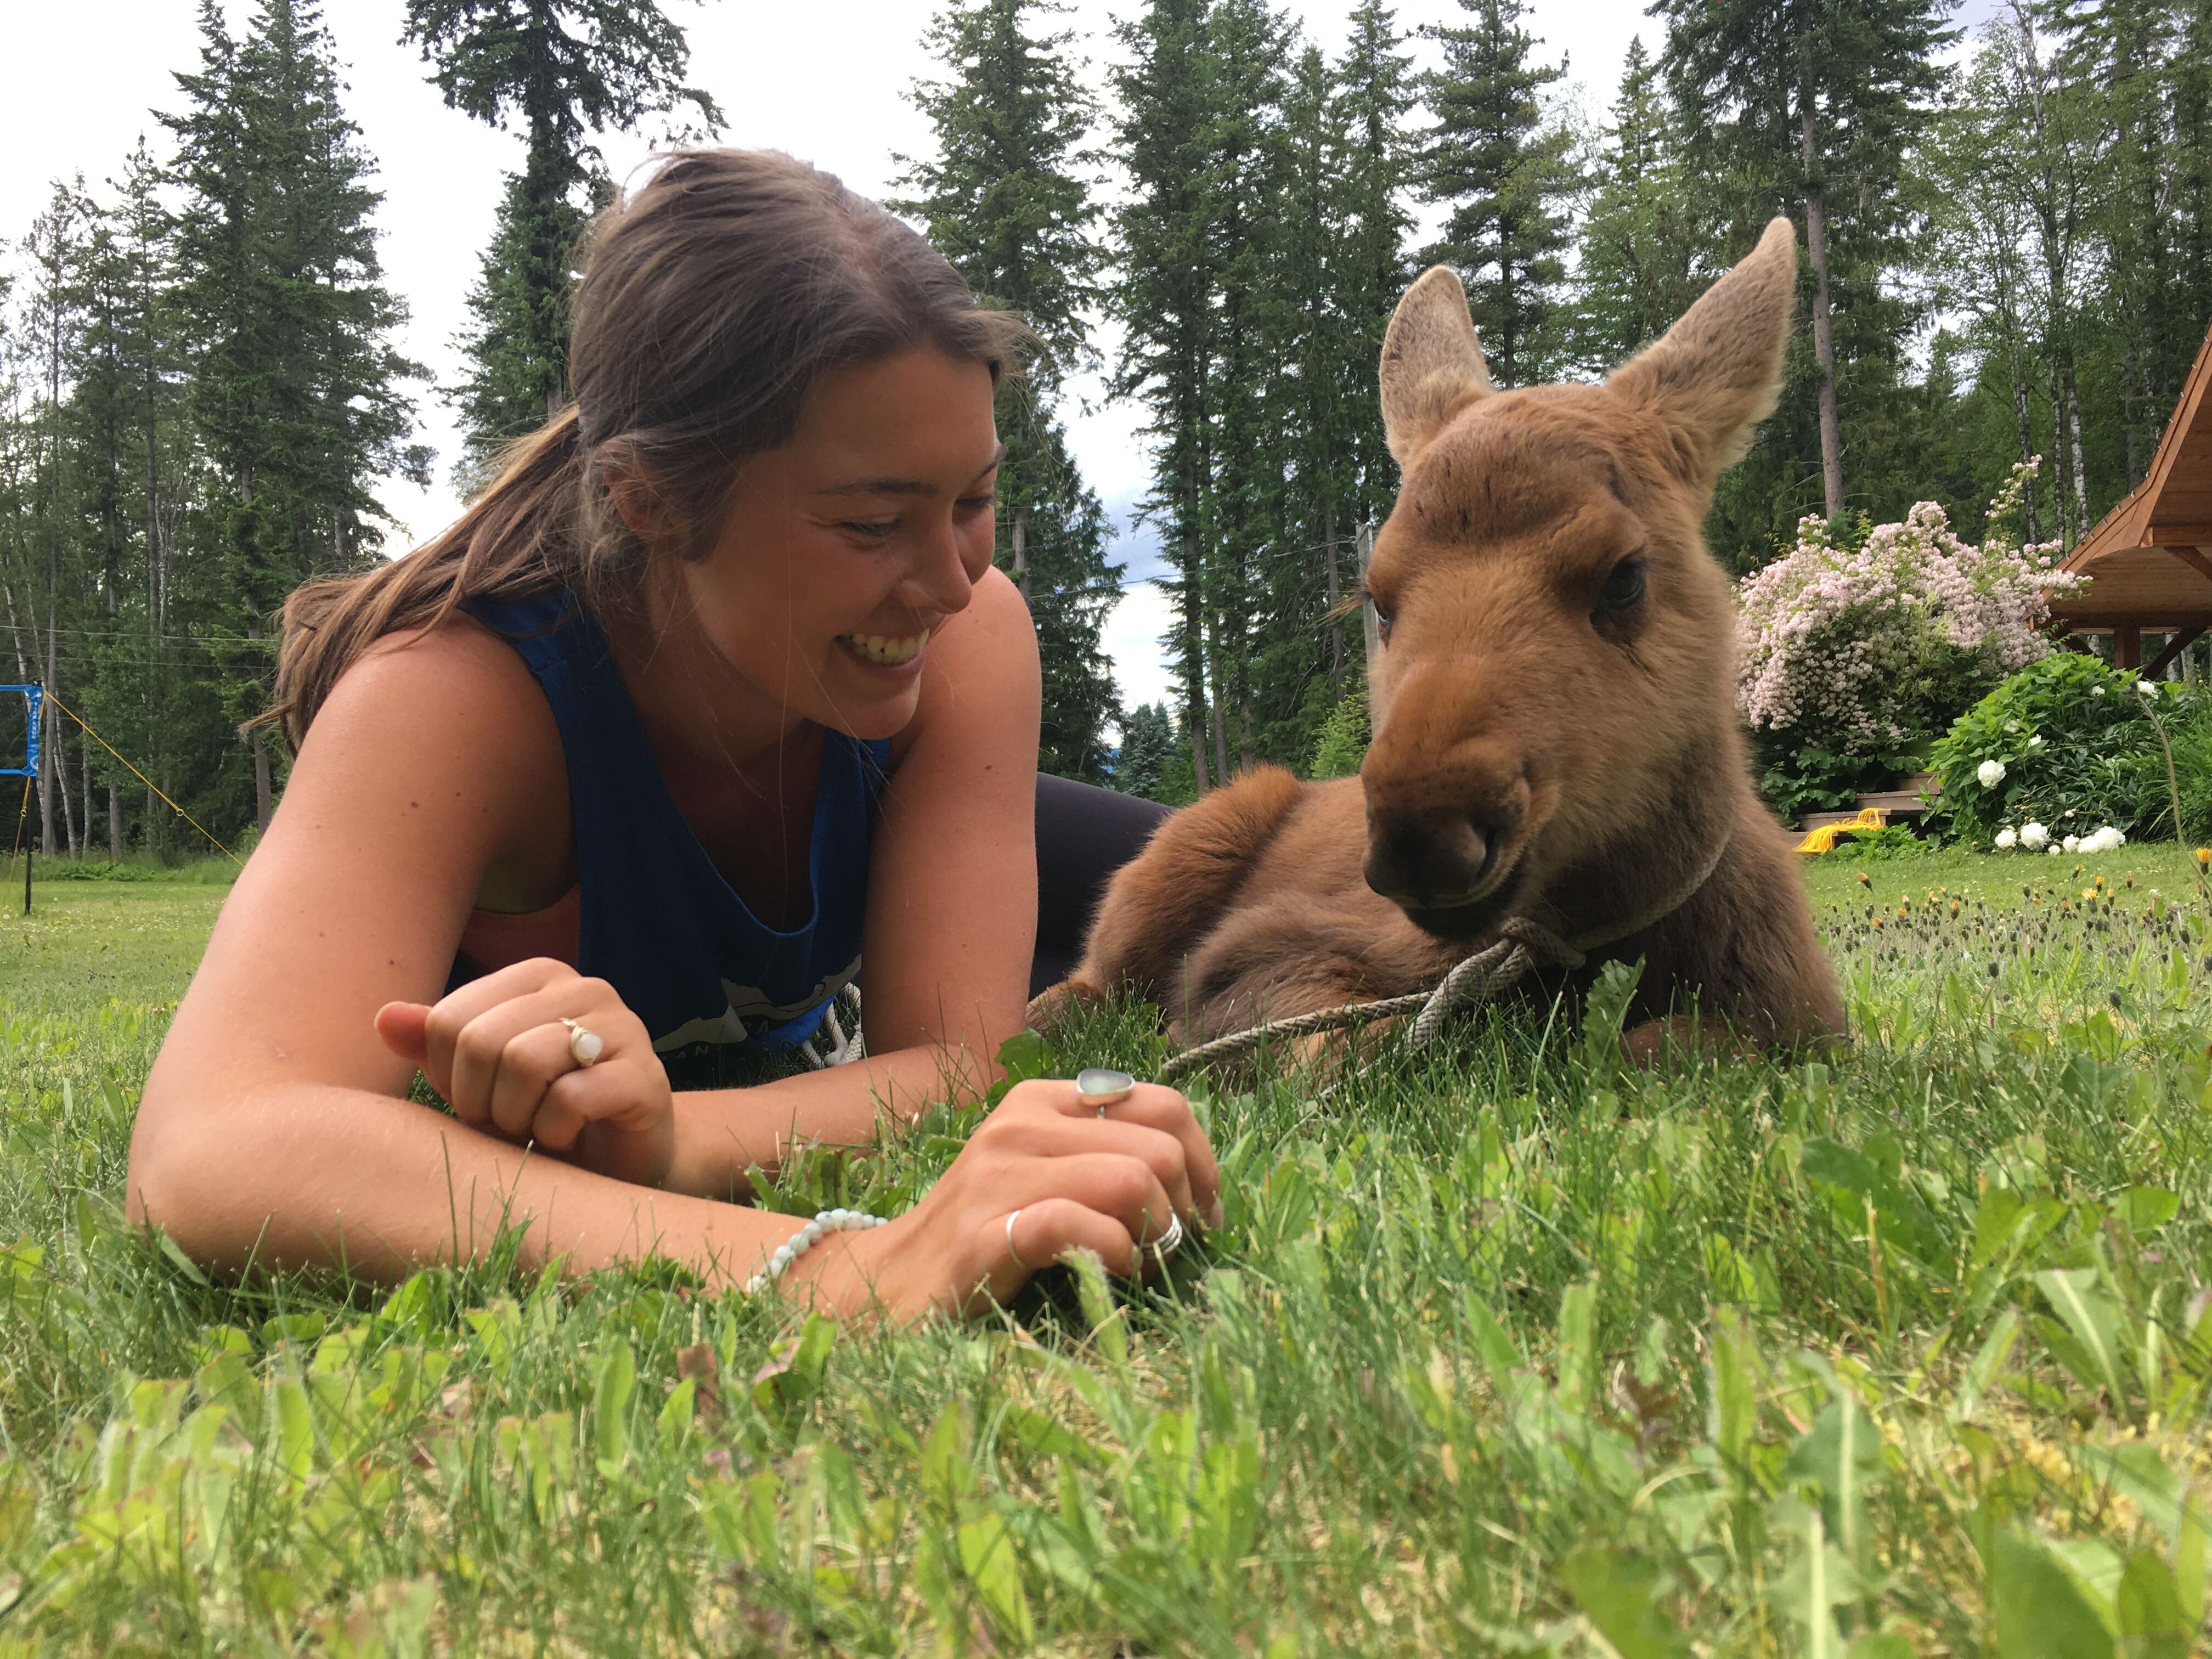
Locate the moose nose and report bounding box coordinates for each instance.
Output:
[1363,813,1494,909]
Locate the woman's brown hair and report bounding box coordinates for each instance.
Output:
[262,148,1030,749]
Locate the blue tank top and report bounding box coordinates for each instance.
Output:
[458,590,888,1084]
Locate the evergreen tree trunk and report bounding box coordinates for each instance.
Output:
[2010,340,2040,544]
[109,786,122,861]
[1323,497,1343,693]
[1799,104,1846,518]
[1011,505,1031,605]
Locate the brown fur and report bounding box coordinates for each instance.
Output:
[1036,219,1844,1060]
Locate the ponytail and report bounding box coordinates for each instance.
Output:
[258,406,600,751]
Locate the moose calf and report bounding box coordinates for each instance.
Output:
[1036,218,1844,1066]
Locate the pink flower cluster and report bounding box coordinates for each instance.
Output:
[1735,462,2081,758]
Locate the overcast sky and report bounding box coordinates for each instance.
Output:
[2,0,1974,718]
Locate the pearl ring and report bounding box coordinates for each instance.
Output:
[560,1017,604,1068]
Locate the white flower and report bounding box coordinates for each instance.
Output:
[2063,834,2081,853]
[2080,825,2127,853]
[2028,734,2045,748]
[2137,680,2159,697]
[1977,759,2006,788]
[2020,821,2049,850]
[1995,827,2018,849]
[2050,845,2064,855]
[2092,685,2105,697]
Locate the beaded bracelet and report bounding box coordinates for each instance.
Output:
[743,1207,889,1295]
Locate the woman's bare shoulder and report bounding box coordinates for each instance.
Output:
[302,613,571,897]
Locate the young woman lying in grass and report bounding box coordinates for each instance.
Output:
[125,149,1219,1322]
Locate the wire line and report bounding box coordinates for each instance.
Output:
[40,687,240,865]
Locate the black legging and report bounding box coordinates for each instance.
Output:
[1030,772,1170,998]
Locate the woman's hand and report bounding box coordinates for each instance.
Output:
[783,1076,1223,1321]
[375,958,675,1189]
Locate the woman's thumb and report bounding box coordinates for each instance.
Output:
[375,1001,432,1065]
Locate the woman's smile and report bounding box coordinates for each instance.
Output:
[836,629,929,669]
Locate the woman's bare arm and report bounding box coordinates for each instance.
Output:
[125,626,820,1280]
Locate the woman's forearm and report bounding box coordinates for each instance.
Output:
[127,1084,807,1286]
[663,1041,995,1199]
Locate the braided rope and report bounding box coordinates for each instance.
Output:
[1155,834,1733,1085]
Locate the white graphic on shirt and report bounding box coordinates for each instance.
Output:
[650,956,861,1053]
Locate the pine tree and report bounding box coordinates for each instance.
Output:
[1111,699,1173,799]
[1331,0,1416,527]
[1111,0,1220,793]
[1656,0,1954,521]
[167,0,430,826]
[1568,36,1706,368]
[1419,0,1581,387]
[400,0,724,478]
[895,0,1122,782]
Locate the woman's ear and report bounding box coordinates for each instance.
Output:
[601,453,674,545]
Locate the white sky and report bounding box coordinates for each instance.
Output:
[2,0,1986,720]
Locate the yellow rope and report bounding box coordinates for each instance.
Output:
[40,689,241,865]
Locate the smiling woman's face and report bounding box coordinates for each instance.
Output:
[660,348,1003,742]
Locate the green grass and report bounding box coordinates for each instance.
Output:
[5,851,2212,1654]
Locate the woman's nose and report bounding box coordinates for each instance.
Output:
[906,511,987,614]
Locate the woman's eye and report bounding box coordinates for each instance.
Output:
[1596,558,1647,613]
[842,520,900,541]
[956,493,996,513]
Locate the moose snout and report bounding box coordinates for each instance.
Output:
[1363,811,1497,910]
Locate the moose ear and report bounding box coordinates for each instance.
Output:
[1379,265,1494,470]
[1607,216,1798,478]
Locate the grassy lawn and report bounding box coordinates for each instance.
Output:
[4,848,2212,1654]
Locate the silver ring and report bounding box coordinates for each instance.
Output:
[1149,1212,1186,1260]
[1005,1208,1030,1271]
[1075,1067,1136,1113]
[560,1017,603,1069]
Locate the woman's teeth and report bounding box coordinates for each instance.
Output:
[838,631,926,666]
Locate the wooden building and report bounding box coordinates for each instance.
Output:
[2049,317,2212,673]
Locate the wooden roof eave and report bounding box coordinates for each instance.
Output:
[2063,315,2212,575]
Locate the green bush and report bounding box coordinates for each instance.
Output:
[1928,653,2193,844]
[1820,823,1934,862]
[1308,682,1370,781]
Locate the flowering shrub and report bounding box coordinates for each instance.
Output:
[1736,462,2080,815]
[1929,652,2196,845]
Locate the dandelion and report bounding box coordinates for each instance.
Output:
[2196,848,2209,871]
[1977,759,2006,788]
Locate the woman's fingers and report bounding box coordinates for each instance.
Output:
[444,984,595,1130]
[1013,1080,1217,1227]
[416,958,579,1103]
[487,1020,584,1139]
[994,1196,1139,1293]
[1099,1086,1223,1227]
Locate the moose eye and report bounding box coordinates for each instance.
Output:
[1595,557,1647,614]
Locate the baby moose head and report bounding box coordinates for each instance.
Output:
[1358,217,1797,938]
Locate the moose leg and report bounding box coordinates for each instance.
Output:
[1027,766,1308,1026]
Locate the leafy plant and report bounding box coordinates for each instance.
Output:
[1929,653,2193,844]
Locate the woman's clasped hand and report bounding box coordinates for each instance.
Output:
[777,1074,1224,1321]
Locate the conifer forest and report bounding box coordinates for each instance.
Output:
[2,0,2207,851]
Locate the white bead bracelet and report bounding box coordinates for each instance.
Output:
[743,1207,889,1295]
